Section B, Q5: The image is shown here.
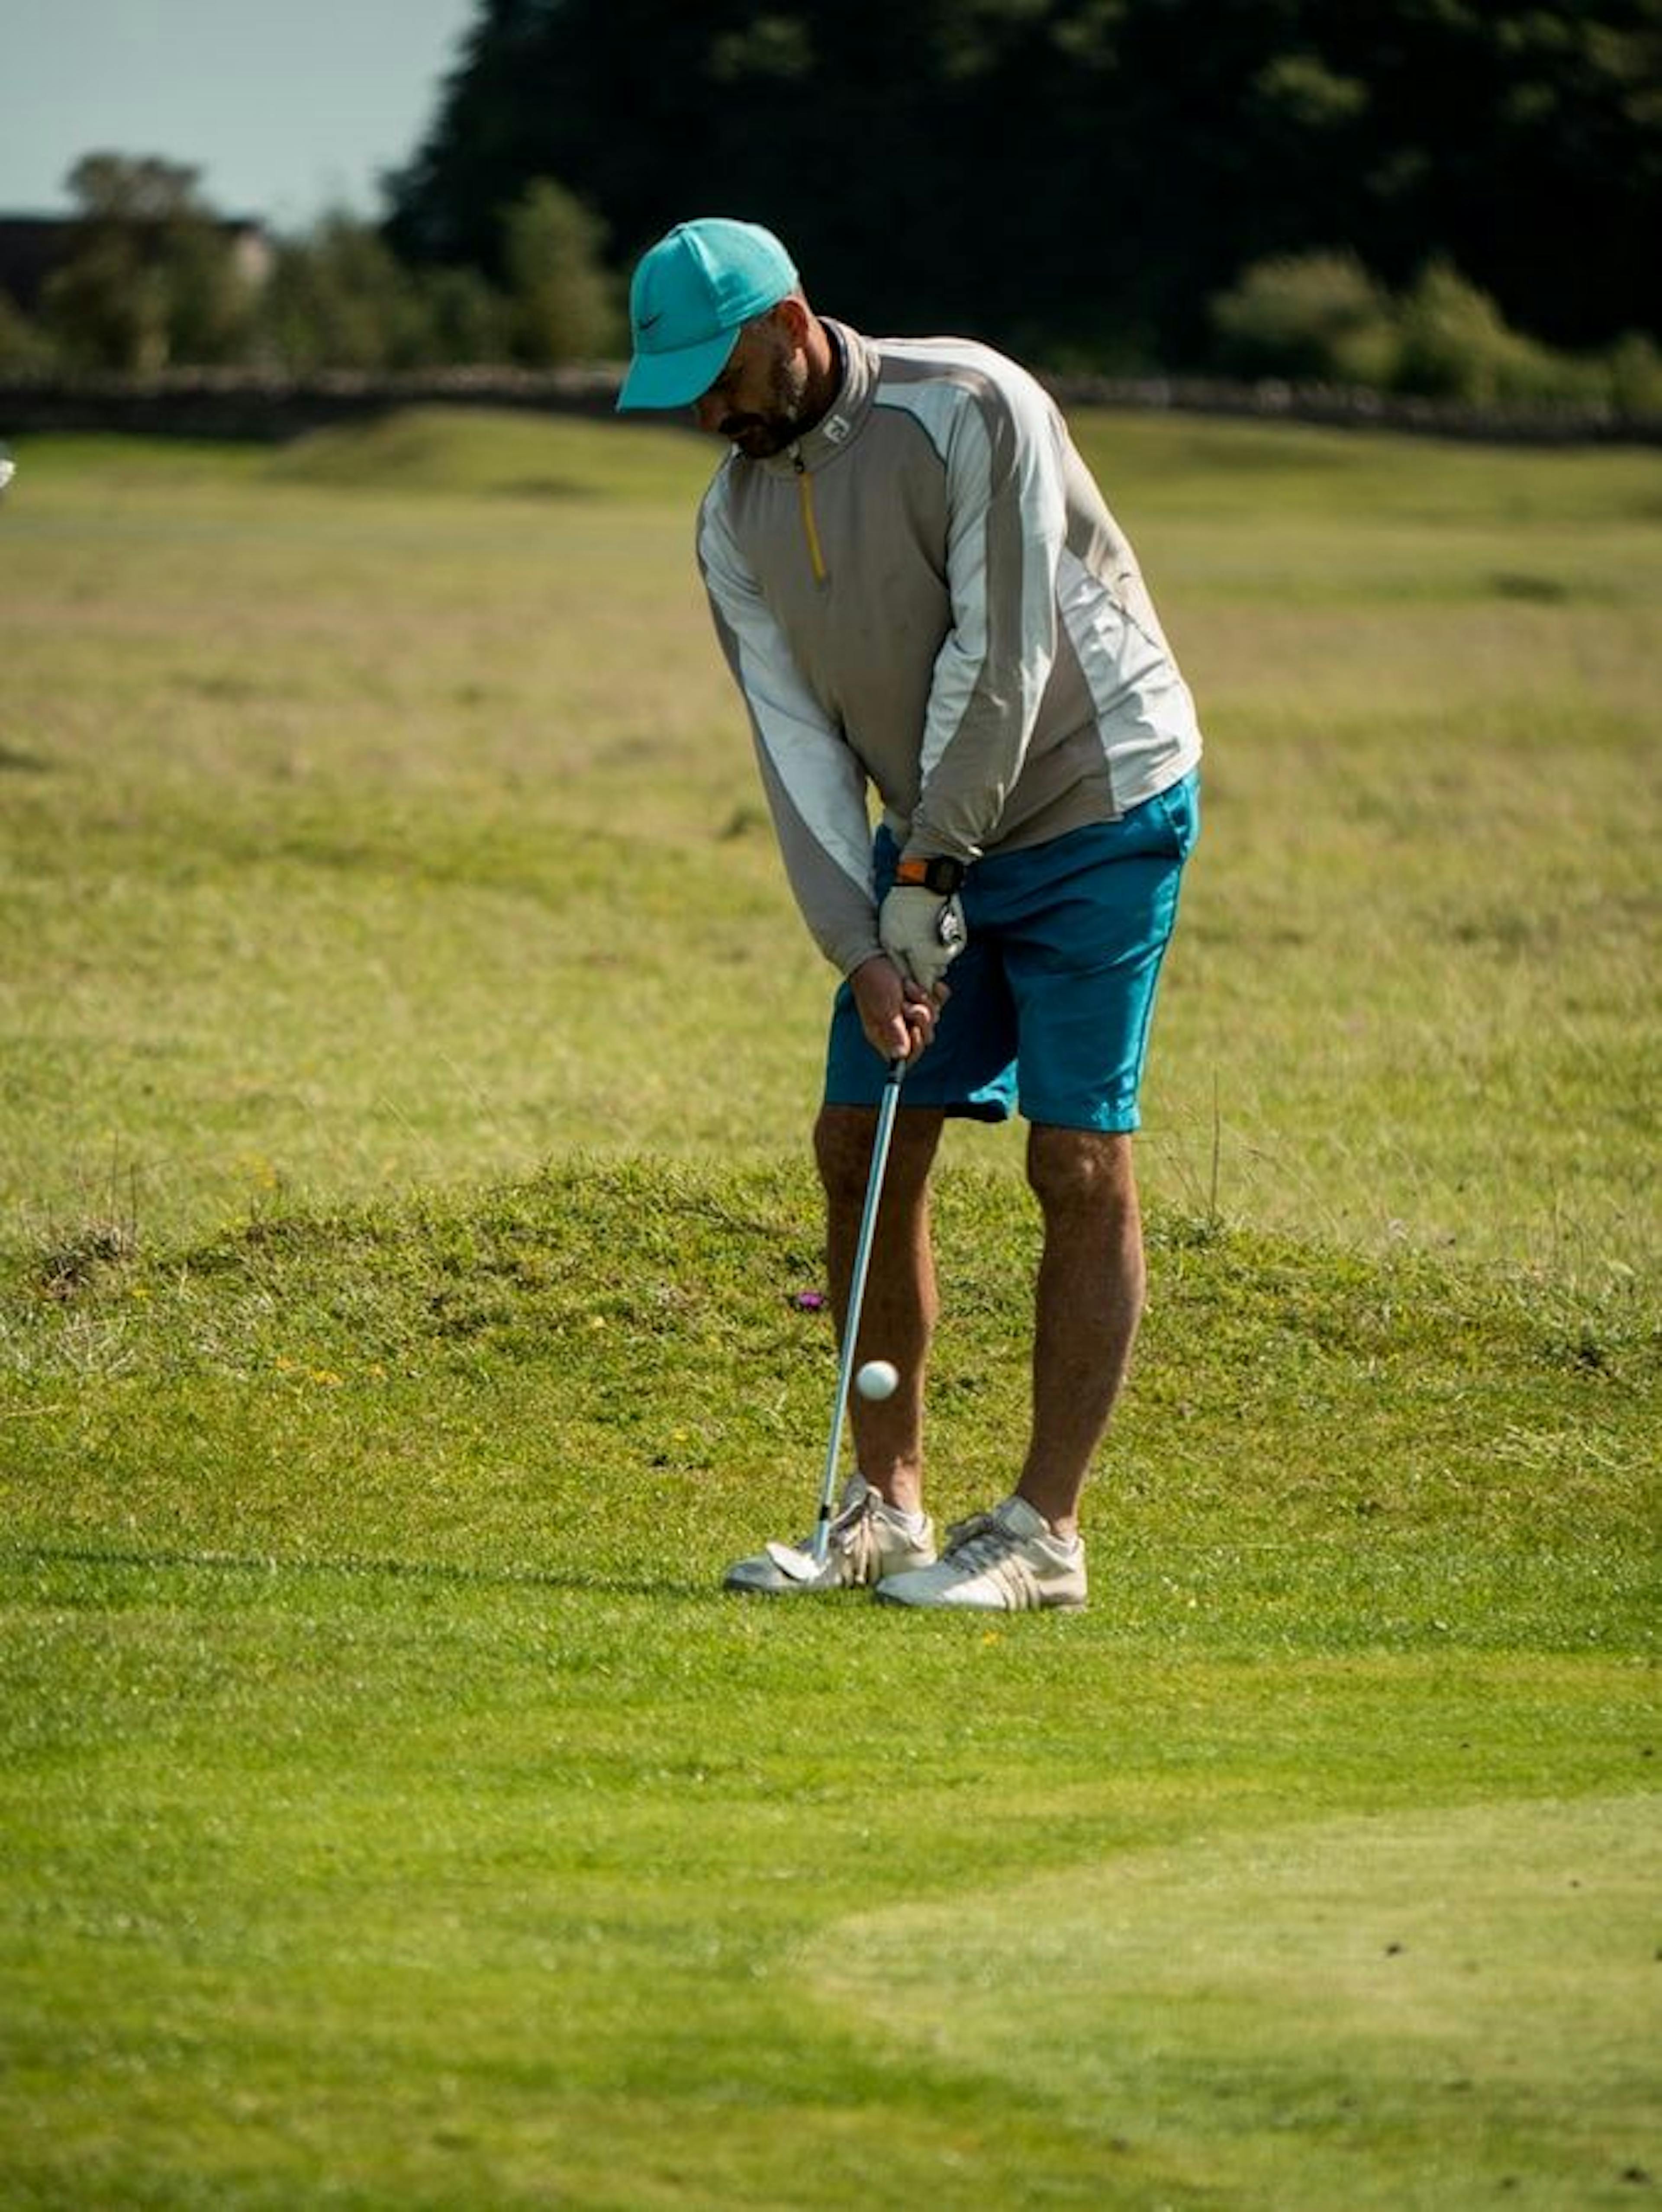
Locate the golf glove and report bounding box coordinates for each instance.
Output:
[878,885,967,995]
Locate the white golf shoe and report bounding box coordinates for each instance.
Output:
[874,1495,1088,1611]
[722,1473,936,1596]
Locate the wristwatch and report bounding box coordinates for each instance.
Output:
[895,855,966,895]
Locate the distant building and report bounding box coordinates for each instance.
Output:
[0,214,273,312]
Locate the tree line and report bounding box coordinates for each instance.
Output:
[0,156,621,380]
[4,0,1659,415]
[385,0,1659,367]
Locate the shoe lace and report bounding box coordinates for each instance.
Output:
[941,1511,1014,1572]
[817,1487,876,1556]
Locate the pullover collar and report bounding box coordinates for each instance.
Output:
[764,320,873,476]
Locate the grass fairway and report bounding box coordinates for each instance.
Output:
[0,411,1657,2207]
[813,1794,1656,2206]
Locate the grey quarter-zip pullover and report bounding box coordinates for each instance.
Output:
[698,321,1203,978]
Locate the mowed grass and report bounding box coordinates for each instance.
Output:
[2,1165,1655,2209]
[0,411,1658,2208]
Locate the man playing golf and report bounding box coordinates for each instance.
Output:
[618,218,1202,1610]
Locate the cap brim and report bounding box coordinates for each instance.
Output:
[615,327,740,413]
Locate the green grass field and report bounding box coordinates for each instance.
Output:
[0,410,1656,2208]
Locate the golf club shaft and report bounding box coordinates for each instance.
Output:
[809,1056,906,1562]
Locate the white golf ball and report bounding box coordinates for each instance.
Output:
[854,1359,899,1402]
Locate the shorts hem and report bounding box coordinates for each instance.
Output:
[1019,1102,1141,1134]
[821,1082,1012,1124]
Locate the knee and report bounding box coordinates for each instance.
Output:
[815,1105,940,1210]
[1027,1127,1138,1223]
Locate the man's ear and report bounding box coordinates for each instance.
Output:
[770,294,811,344]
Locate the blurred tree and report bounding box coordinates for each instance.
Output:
[501,179,621,363]
[42,155,257,370]
[1391,257,1569,405]
[1305,1,1662,352]
[1211,251,1400,387]
[0,288,56,370]
[256,215,433,371]
[418,262,512,363]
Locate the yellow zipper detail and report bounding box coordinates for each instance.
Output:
[794,457,828,585]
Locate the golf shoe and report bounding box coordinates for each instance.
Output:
[723,1473,936,1595]
[875,1494,1087,1611]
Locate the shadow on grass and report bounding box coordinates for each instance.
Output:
[0,1542,711,1604]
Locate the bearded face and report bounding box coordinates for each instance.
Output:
[693,311,819,458]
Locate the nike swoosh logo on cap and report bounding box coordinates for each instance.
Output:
[639,310,665,332]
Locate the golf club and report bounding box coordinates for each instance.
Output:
[767,1054,906,1581]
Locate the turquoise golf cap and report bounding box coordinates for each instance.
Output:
[617,218,799,411]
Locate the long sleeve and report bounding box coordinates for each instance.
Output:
[904,364,1068,865]
[698,483,883,976]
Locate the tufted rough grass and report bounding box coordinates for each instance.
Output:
[1,410,1656,1274]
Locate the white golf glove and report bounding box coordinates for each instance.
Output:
[878,885,967,995]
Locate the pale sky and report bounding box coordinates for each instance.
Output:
[3,0,482,228]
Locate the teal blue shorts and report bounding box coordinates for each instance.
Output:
[825,771,1200,1132]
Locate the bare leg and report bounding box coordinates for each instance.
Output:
[1018,1126,1146,1539]
[814,1103,946,1518]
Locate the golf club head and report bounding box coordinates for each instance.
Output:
[764,1538,827,1585]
